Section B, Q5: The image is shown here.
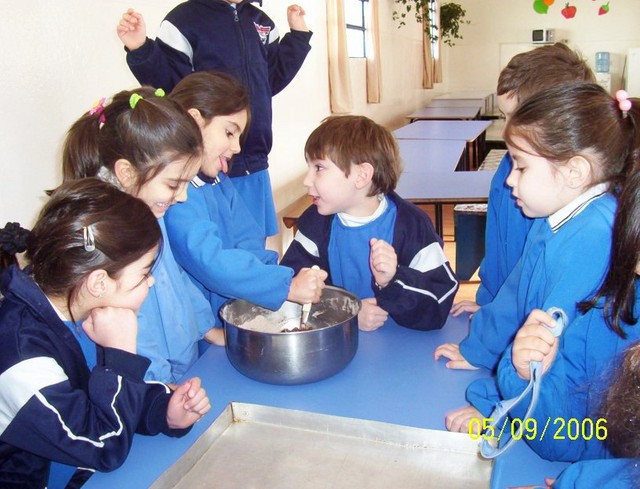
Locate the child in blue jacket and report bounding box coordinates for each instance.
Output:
[117,1,312,239]
[166,71,327,321]
[63,86,219,384]
[442,85,637,436]
[452,43,595,317]
[0,179,209,489]
[281,116,459,331]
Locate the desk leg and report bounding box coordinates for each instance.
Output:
[434,204,443,237]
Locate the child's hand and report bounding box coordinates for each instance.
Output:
[369,238,397,289]
[288,266,327,304]
[117,8,147,51]
[166,377,211,430]
[450,300,480,317]
[287,5,309,32]
[511,309,559,380]
[358,297,388,331]
[82,307,138,354]
[434,342,479,370]
[508,480,555,489]
[204,327,225,346]
[445,405,483,434]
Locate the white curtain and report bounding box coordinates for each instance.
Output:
[422,0,442,88]
[366,0,382,103]
[326,0,353,113]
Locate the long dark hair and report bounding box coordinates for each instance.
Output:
[600,341,640,457]
[62,87,203,191]
[505,83,640,192]
[5,179,161,309]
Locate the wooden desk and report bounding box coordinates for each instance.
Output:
[394,120,492,171]
[84,313,569,489]
[407,106,481,122]
[395,138,494,237]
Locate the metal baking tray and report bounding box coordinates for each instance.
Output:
[151,402,492,489]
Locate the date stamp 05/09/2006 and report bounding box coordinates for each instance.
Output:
[468,417,608,442]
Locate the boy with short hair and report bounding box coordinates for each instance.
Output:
[281,115,458,332]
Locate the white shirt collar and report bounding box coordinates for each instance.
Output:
[548,182,609,232]
[337,195,387,228]
[45,296,70,322]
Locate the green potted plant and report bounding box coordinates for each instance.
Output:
[392,1,470,46]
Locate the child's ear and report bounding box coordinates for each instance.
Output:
[85,269,109,299]
[187,108,206,128]
[114,159,138,190]
[354,162,374,190]
[564,155,592,189]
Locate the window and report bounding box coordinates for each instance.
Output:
[345,0,369,58]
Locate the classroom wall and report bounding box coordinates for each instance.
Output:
[0,0,433,245]
[443,0,640,95]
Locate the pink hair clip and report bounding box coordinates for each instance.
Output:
[89,97,107,127]
[615,89,632,117]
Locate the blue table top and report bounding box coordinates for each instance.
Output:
[394,120,492,141]
[85,314,569,488]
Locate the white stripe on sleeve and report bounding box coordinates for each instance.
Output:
[157,20,194,67]
[0,357,68,435]
[294,231,320,257]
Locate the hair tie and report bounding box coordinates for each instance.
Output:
[154,88,166,97]
[83,225,96,252]
[89,97,107,128]
[0,222,30,255]
[616,90,632,118]
[129,93,144,109]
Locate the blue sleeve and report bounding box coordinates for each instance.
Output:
[267,29,312,95]
[466,377,502,417]
[164,187,292,310]
[553,459,640,489]
[476,154,533,306]
[460,259,524,370]
[136,294,174,384]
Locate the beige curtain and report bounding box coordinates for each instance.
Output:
[327,0,353,113]
[422,0,442,88]
[366,0,382,103]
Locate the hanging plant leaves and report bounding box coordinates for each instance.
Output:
[392,1,469,46]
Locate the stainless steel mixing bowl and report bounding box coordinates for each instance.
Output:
[220,286,360,385]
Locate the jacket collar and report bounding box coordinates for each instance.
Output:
[547,182,609,233]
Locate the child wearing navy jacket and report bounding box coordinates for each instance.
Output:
[117,1,312,240]
[0,179,209,489]
[281,116,459,332]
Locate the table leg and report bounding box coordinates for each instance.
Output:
[434,204,443,237]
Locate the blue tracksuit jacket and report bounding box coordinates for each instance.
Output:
[0,266,187,489]
[459,185,615,370]
[281,191,459,331]
[476,153,533,305]
[164,173,292,320]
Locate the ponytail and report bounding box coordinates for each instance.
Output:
[0,222,30,274]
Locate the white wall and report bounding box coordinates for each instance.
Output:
[443,0,640,94]
[0,0,433,242]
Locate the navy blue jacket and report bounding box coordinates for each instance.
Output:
[281,192,459,331]
[125,0,312,177]
[0,266,188,488]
